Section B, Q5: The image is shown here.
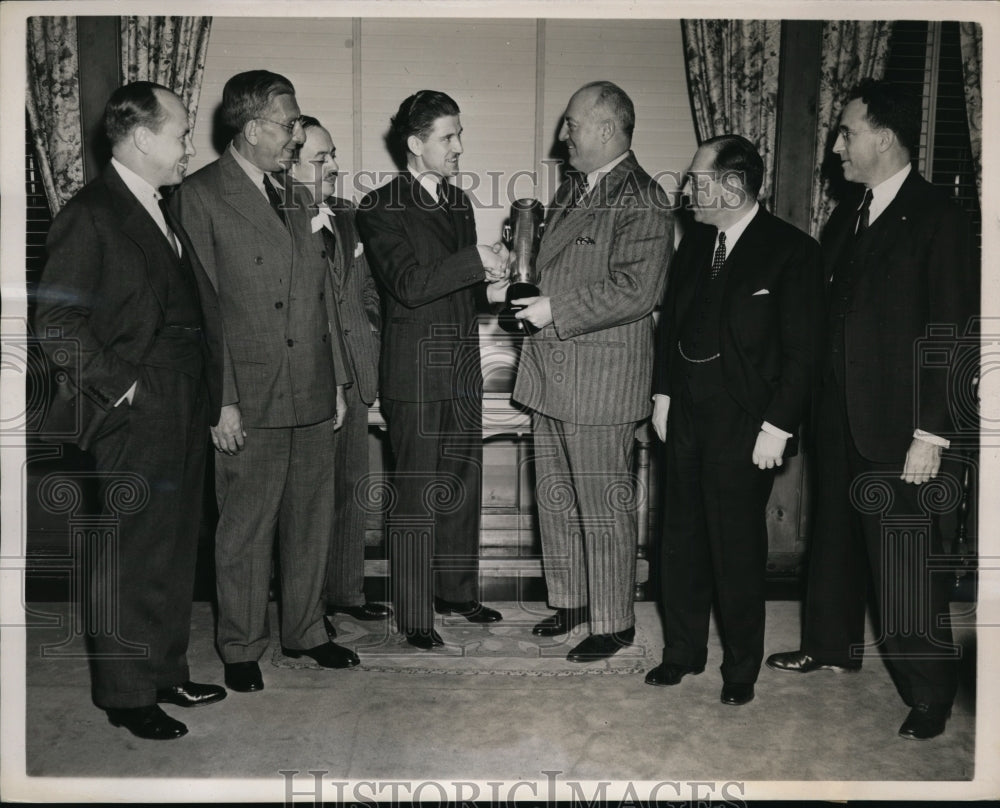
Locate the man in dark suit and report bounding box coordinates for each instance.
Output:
[173,70,360,692]
[512,81,673,663]
[767,80,976,740]
[35,82,226,739]
[356,90,509,649]
[643,135,824,705]
[287,116,392,624]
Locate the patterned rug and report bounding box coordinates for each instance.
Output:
[270,602,658,676]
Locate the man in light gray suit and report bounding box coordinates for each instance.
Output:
[513,81,673,662]
[173,70,359,692]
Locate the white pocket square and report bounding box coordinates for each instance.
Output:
[752,288,770,296]
[354,243,364,258]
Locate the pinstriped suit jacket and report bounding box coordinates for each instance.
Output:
[323,196,380,405]
[512,152,673,425]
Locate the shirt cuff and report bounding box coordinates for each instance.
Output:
[913,429,950,448]
[653,393,670,404]
[114,380,137,407]
[761,421,793,439]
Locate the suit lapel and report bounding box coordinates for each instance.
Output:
[219,149,292,246]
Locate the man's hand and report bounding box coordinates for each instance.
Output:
[212,403,246,455]
[752,430,787,469]
[651,395,670,443]
[901,437,942,484]
[333,385,348,432]
[477,242,511,282]
[513,296,553,329]
[486,278,510,304]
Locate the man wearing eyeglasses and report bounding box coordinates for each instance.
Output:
[174,70,359,693]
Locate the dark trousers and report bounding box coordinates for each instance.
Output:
[801,376,958,707]
[325,382,370,607]
[381,397,482,633]
[659,384,775,684]
[87,365,207,709]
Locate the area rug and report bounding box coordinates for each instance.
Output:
[270,602,658,676]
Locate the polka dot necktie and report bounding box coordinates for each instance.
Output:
[710,231,727,279]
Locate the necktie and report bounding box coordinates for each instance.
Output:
[855,188,873,235]
[710,231,727,279]
[559,176,589,221]
[157,196,180,256]
[439,180,451,212]
[263,174,287,227]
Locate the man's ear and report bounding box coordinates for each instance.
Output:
[876,126,896,154]
[132,126,152,156]
[243,118,260,146]
[407,133,424,157]
[600,118,616,144]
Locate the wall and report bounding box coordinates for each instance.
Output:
[189,16,698,243]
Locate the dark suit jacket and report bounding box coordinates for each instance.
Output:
[172,148,350,428]
[356,173,484,403]
[513,152,673,425]
[655,206,824,452]
[822,169,977,462]
[323,196,381,405]
[35,163,223,450]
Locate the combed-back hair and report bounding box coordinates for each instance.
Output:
[221,70,296,132]
[701,134,765,199]
[847,78,921,156]
[104,81,172,146]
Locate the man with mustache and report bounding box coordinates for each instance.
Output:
[288,117,392,626]
[174,70,359,692]
[35,81,226,739]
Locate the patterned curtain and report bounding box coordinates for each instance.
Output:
[121,16,212,125]
[808,21,893,238]
[958,21,982,205]
[681,20,782,207]
[26,16,84,215]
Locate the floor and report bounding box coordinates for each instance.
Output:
[6,598,981,803]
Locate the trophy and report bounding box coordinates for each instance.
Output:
[498,198,545,334]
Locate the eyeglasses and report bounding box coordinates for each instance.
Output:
[257,116,305,133]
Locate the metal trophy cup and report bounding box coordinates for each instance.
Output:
[498,198,545,334]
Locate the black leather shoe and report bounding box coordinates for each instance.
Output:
[332,602,394,621]
[224,661,264,692]
[765,650,861,674]
[433,598,502,623]
[532,607,587,637]
[107,705,187,740]
[283,641,360,669]
[322,615,338,640]
[898,703,951,740]
[721,683,755,705]
[156,680,227,708]
[404,628,445,650]
[566,626,635,662]
[644,662,705,686]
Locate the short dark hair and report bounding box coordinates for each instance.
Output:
[104,81,172,146]
[848,78,921,156]
[221,70,296,132]
[580,81,635,139]
[299,115,323,131]
[702,134,765,199]
[389,90,461,156]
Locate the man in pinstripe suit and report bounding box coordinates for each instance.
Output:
[512,81,673,662]
[288,117,393,624]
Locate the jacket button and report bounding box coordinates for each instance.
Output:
[287,339,294,347]
[322,334,328,342]
[343,328,351,335]
[319,292,325,300]
[275,301,283,309]
[255,256,264,265]
[320,251,327,259]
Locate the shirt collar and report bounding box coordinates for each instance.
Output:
[866,162,911,216]
[408,168,445,203]
[584,150,630,193]
[717,201,759,250]
[111,157,161,205]
[229,142,283,197]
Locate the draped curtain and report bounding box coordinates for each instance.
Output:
[26,16,84,215]
[808,21,893,238]
[958,22,982,205]
[681,20,782,207]
[121,16,212,126]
